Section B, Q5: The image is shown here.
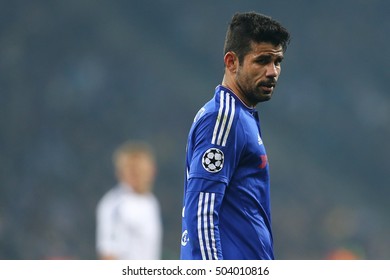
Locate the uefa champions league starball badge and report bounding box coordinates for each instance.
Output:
[202,148,224,173]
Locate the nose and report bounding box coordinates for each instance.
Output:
[266,63,278,78]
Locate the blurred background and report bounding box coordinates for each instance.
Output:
[1,0,389,259]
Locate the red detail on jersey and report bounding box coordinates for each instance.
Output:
[258,155,268,169]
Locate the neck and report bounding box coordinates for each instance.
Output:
[221,76,255,109]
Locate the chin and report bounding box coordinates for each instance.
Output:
[257,94,273,103]
[258,98,271,103]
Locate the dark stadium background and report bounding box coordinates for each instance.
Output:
[1,0,389,259]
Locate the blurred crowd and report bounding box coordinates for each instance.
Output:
[0,1,389,259]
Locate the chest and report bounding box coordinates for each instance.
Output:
[240,113,268,172]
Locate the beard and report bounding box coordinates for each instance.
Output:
[235,69,277,106]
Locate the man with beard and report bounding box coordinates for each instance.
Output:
[180,12,290,260]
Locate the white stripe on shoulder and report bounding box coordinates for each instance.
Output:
[216,92,230,146]
[211,91,224,145]
[222,96,235,147]
[211,91,235,147]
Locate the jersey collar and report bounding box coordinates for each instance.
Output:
[216,85,257,112]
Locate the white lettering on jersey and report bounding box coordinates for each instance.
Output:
[258,134,263,145]
[194,107,206,123]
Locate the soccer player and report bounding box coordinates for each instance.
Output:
[180,12,290,260]
[96,141,162,260]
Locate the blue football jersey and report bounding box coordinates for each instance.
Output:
[180,85,274,260]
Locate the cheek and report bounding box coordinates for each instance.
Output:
[252,65,267,77]
[237,66,255,81]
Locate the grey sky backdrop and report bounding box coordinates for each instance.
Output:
[1,0,389,259]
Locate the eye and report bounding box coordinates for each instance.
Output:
[274,57,283,66]
[255,56,271,65]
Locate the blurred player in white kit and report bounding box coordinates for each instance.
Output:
[96,141,162,259]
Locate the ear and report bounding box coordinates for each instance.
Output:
[224,51,238,73]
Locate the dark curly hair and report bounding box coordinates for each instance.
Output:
[223,12,291,63]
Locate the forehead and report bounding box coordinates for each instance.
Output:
[118,152,153,163]
[248,42,284,57]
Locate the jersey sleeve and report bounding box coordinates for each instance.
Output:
[182,178,225,260]
[181,101,246,260]
[188,107,245,183]
[96,197,116,257]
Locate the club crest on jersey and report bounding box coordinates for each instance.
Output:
[202,148,224,173]
[181,230,189,246]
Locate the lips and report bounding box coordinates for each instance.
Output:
[260,82,276,88]
[259,82,275,94]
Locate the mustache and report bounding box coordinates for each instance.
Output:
[259,79,277,87]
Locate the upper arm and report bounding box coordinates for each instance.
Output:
[188,107,245,185]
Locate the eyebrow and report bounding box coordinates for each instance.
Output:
[254,53,284,61]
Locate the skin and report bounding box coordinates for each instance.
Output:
[115,152,156,194]
[222,42,284,107]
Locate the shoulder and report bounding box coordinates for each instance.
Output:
[97,186,123,211]
[194,92,243,133]
[140,193,161,214]
[210,90,244,147]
